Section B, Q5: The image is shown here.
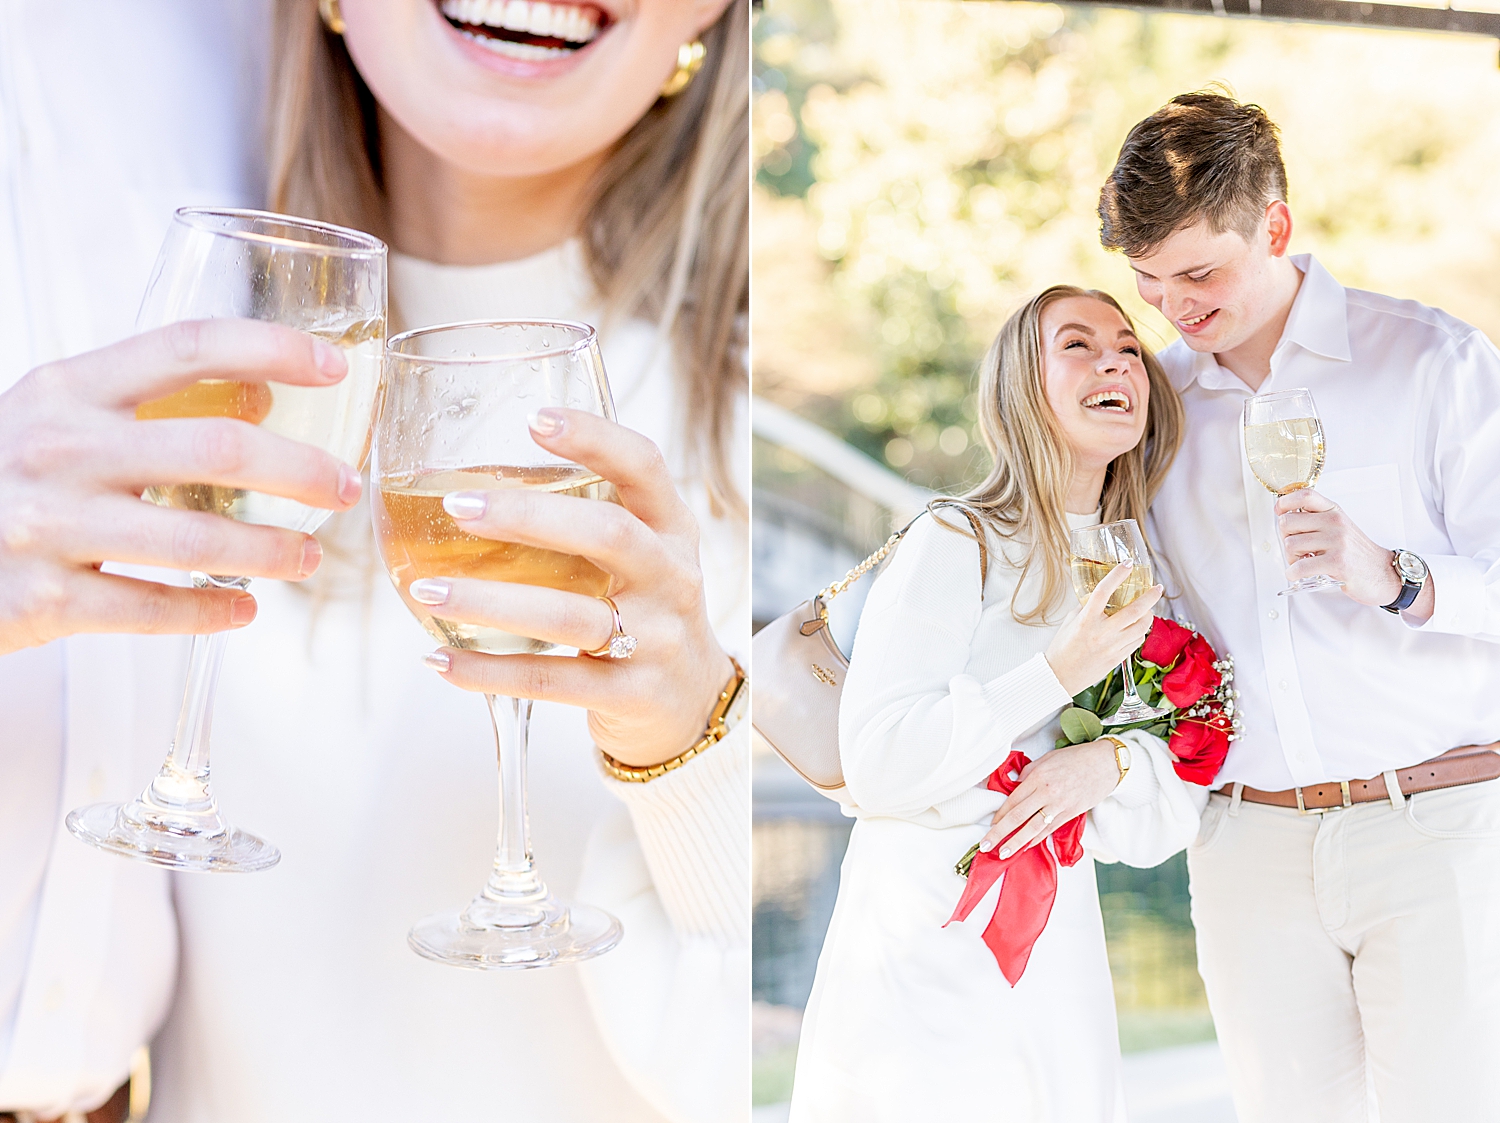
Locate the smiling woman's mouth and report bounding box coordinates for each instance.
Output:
[438,0,608,61]
[1082,390,1132,414]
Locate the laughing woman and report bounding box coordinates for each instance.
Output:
[789,287,1205,1122]
[0,1,747,1121]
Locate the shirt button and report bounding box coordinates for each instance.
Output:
[1268,610,1279,621]
[1261,542,1272,552]
[1279,680,1289,691]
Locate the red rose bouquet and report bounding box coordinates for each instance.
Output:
[1056,616,1241,785]
[948,618,1240,985]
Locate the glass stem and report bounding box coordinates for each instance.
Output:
[480,694,546,904]
[138,574,246,829]
[1119,656,1146,710]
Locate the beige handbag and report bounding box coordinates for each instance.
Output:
[751,501,989,792]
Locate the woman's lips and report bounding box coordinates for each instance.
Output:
[438,0,609,46]
[1177,308,1218,335]
[435,0,611,75]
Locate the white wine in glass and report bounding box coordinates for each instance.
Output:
[1242,389,1343,595]
[376,464,616,655]
[1068,519,1171,726]
[66,208,387,873]
[373,319,624,969]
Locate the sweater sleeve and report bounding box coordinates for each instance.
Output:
[1083,729,1209,868]
[576,722,749,1123]
[839,514,1074,818]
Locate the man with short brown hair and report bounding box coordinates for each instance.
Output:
[1100,91,1500,1122]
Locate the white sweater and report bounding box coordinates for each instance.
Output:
[839,507,1201,865]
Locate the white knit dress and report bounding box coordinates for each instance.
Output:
[789,510,1203,1123]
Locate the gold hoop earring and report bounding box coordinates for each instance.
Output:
[319,0,346,34]
[660,40,705,98]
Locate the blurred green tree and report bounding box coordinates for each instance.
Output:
[753,0,1500,489]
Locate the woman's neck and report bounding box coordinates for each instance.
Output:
[1066,466,1105,516]
[379,109,607,265]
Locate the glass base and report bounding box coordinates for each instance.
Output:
[1278,574,1345,596]
[1102,698,1174,727]
[408,894,622,970]
[66,800,280,873]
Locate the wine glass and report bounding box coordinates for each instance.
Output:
[66,208,387,872]
[1068,518,1171,726]
[1242,388,1343,596]
[372,319,624,969]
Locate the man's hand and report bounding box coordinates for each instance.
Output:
[0,320,360,654]
[1275,489,1434,622]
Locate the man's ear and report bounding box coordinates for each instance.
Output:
[1265,200,1293,258]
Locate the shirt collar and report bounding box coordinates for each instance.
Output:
[1277,254,1351,364]
[1183,253,1350,392]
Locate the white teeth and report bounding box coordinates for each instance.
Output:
[440,0,601,44]
[1082,391,1131,411]
[1182,312,1211,325]
[457,27,571,58]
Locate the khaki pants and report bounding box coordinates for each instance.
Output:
[1186,778,1500,1123]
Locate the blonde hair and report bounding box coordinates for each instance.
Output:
[960,285,1183,624]
[265,0,749,511]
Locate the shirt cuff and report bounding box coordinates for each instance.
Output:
[980,651,1075,731]
[1412,554,1485,636]
[595,722,749,948]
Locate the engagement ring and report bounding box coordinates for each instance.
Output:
[583,595,637,660]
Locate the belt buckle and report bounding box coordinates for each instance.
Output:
[1295,781,1353,815]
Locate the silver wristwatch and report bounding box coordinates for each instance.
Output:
[1381,550,1428,614]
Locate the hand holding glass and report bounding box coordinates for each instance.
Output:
[1242,388,1343,596]
[66,208,386,872]
[1068,518,1171,726]
[372,319,623,969]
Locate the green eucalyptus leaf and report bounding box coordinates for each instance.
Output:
[1060,706,1104,744]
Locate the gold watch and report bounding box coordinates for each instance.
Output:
[600,657,746,782]
[1103,735,1132,788]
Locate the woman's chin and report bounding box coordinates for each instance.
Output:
[1075,417,1147,463]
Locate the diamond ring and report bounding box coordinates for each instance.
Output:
[582,595,637,660]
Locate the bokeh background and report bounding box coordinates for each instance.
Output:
[750,2,1500,1118]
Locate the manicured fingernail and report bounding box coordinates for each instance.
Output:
[443,492,487,520]
[528,408,565,437]
[337,464,362,506]
[230,595,257,626]
[299,537,323,578]
[979,840,995,853]
[315,340,347,378]
[423,651,452,672]
[997,847,1013,859]
[409,578,450,606]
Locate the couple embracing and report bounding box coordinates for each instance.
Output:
[789,93,1500,1122]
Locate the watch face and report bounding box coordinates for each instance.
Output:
[1395,551,1428,582]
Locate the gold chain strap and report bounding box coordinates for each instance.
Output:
[817,528,906,604]
[816,501,988,612]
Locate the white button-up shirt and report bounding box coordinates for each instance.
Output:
[1151,254,1500,791]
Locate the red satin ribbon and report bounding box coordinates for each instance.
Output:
[944,750,1085,986]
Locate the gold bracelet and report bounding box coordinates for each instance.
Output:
[600,657,746,783]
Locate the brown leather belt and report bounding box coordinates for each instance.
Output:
[0,1081,130,1123]
[1215,743,1500,813]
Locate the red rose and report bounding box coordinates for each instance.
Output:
[1141,617,1193,668]
[1161,635,1221,708]
[1169,716,1230,785]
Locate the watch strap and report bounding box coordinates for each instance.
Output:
[1103,735,1131,787]
[1380,551,1423,615]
